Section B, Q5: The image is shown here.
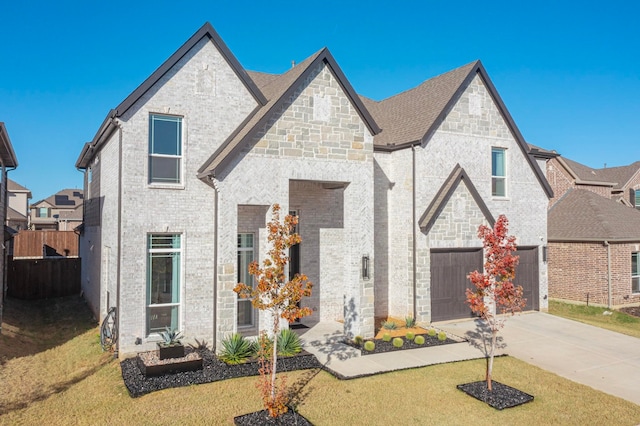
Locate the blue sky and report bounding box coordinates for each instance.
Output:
[1,0,638,202]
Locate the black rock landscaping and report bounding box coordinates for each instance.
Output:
[457,380,534,410]
[347,333,460,355]
[121,347,322,398]
[234,408,313,426]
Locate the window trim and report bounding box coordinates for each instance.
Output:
[632,252,640,294]
[146,233,183,337]
[237,232,257,332]
[148,114,183,186]
[491,147,507,198]
[634,189,640,210]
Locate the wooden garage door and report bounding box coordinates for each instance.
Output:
[431,248,483,322]
[514,246,539,311]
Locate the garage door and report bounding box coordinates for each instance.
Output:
[431,248,483,322]
[514,246,539,311]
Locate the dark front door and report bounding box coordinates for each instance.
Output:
[514,246,540,311]
[430,248,483,322]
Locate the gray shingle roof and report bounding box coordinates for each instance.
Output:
[560,157,640,190]
[548,188,640,241]
[362,61,478,147]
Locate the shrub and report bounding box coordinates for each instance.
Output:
[278,329,302,356]
[405,331,415,341]
[428,328,437,337]
[353,335,364,346]
[364,341,376,352]
[219,333,255,365]
[414,335,425,345]
[382,333,392,342]
[188,338,209,351]
[437,331,447,341]
[382,320,397,330]
[405,316,416,328]
[392,337,404,348]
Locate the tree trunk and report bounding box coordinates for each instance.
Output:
[271,313,279,404]
[487,327,497,392]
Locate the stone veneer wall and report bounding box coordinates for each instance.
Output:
[549,241,640,307]
[215,61,375,348]
[382,72,548,325]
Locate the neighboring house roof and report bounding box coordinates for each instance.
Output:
[58,205,83,221]
[76,22,269,169]
[7,179,31,196]
[419,164,495,233]
[0,123,18,168]
[362,61,552,198]
[7,206,26,221]
[198,48,381,178]
[557,157,640,191]
[32,189,84,209]
[548,188,640,242]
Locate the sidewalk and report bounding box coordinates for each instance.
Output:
[299,321,487,379]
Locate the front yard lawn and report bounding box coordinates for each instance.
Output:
[549,300,640,338]
[2,296,640,425]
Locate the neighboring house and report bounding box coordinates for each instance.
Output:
[540,154,640,307]
[0,123,20,328]
[7,179,32,231]
[76,23,551,357]
[29,189,84,230]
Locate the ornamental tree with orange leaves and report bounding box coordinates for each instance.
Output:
[466,214,525,391]
[233,204,312,417]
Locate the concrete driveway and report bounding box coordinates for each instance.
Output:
[439,312,640,406]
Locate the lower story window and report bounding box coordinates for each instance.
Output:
[237,233,255,328]
[633,252,640,293]
[147,234,181,335]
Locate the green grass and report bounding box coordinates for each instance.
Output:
[2,297,640,425]
[549,300,640,338]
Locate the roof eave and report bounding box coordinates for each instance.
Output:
[548,237,640,243]
[0,123,18,168]
[114,22,266,119]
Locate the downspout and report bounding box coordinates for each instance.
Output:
[411,144,417,320]
[115,121,123,357]
[211,176,219,352]
[604,240,611,309]
[1,165,16,330]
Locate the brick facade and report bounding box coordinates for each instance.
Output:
[549,242,640,307]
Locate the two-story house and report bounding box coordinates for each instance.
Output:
[30,189,84,231]
[6,179,31,231]
[540,153,640,307]
[76,23,551,357]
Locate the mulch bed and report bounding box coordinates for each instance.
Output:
[121,347,322,398]
[619,306,640,317]
[234,409,313,425]
[346,334,460,355]
[457,380,534,410]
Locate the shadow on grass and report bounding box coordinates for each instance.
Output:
[0,295,97,364]
[0,359,111,415]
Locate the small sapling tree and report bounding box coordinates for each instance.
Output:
[466,214,525,391]
[234,204,312,417]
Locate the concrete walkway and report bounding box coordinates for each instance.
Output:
[439,312,640,406]
[300,312,640,406]
[299,321,487,379]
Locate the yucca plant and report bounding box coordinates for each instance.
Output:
[277,329,302,356]
[382,320,398,330]
[219,333,256,365]
[404,316,416,328]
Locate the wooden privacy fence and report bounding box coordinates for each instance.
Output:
[13,230,79,258]
[7,257,81,299]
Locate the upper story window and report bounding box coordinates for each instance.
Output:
[635,190,640,210]
[37,207,49,218]
[633,252,640,293]
[149,114,182,184]
[492,147,507,197]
